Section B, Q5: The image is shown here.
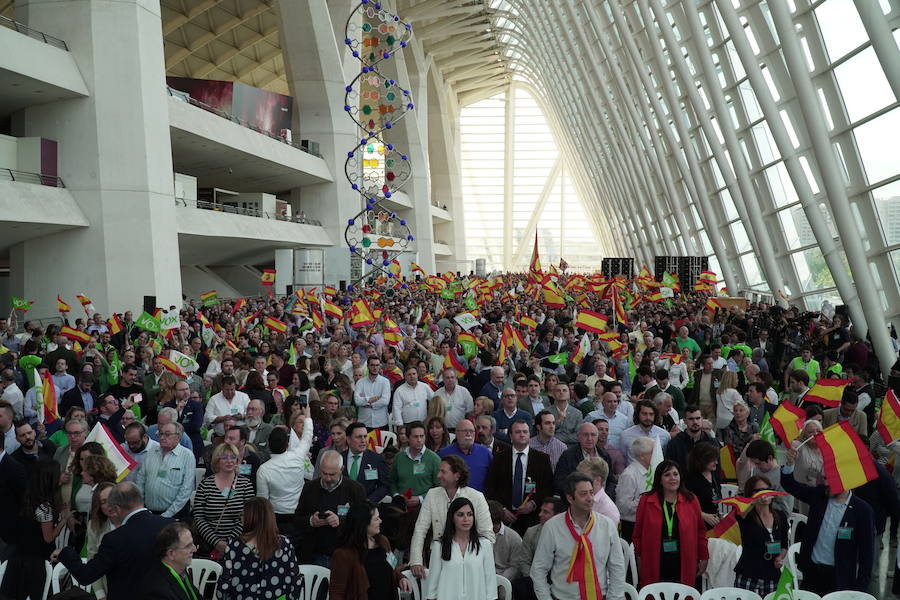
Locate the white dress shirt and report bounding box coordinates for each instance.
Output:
[434,385,473,430]
[618,424,669,461]
[393,382,433,425]
[410,486,495,567]
[203,390,251,436]
[255,418,314,514]
[354,375,392,428]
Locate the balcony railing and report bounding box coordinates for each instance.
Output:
[167,87,322,158]
[0,15,68,50]
[0,168,66,187]
[175,197,322,226]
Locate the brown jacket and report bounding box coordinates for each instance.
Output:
[328,535,400,600]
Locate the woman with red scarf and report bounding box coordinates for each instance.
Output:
[633,459,709,587]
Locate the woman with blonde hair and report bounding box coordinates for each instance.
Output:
[472,396,494,419]
[715,370,742,431]
[86,481,117,599]
[217,497,300,600]
[192,442,254,558]
[577,457,619,524]
[426,394,447,423]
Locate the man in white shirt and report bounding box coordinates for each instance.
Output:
[584,358,613,392]
[136,421,195,519]
[255,408,314,533]
[619,400,670,461]
[203,376,250,439]
[392,365,433,426]
[531,471,625,600]
[354,356,391,429]
[433,367,473,430]
[583,392,631,450]
[0,370,24,420]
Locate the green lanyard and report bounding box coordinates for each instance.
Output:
[662,500,676,538]
[163,562,198,600]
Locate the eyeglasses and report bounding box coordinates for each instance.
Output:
[219,455,238,461]
[158,432,180,438]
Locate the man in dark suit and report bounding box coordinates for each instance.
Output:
[59,372,100,415]
[484,419,553,535]
[782,446,875,594]
[553,422,615,500]
[342,422,389,503]
[138,522,201,600]
[53,482,172,600]
[686,355,722,419]
[476,414,511,453]
[0,444,26,558]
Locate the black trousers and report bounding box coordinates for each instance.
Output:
[800,562,837,596]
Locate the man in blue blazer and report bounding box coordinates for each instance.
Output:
[342,422,389,502]
[53,482,172,600]
[782,446,875,594]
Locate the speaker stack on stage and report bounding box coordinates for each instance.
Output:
[653,256,709,290]
[601,258,634,279]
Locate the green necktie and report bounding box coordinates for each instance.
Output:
[350,454,360,480]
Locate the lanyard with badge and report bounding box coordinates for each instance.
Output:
[757,513,781,559]
[163,562,198,600]
[662,500,678,552]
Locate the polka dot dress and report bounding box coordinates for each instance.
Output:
[217,535,300,600]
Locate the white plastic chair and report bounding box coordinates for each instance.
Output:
[620,538,638,585]
[785,542,802,588]
[448,432,456,443]
[400,569,422,600]
[374,430,397,452]
[496,574,512,600]
[638,582,700,600]
[187,558,222,598]
[55,525,71,550]
[624,582,640,600]
[788,512,807,546]
[821,593,878,600]
[195,467,206,489]
[700,587,762,600]
[51,560,94,594]
[40,560,53,600]
[297,564,330,600]
[0,560,5,586]
[720,484,739,498]
[764,591,822,600]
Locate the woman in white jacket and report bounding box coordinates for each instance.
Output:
[424,496,497,600]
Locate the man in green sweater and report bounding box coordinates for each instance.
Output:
[389,420,440,509]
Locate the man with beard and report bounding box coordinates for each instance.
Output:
[11,420,57,475]
[121,422,159,483]
[244,398,273,459]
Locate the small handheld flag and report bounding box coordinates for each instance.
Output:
[877,389,900,445]
[804,378,851,408]
[57,296,72,313]
[815,420,878,493]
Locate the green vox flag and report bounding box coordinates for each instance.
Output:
[759,410,777,451]
[771,566,795,600]
[547,352,568,365]
[11,297,32,311]
[459,339,477,358]
[463,295,477,310]
[135,311,161,332]
[107,350,121,387]
[440,288,455,300]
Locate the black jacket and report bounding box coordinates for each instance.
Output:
[0,451,27,544]
[59,386,99,416]
[484,447,553,534]
[553,445,616,501]
[664,431,718,474]
[853,463,900,535]
[60,509,173,600]
[341,449,389,503]
[293,477,366,562]
[138,560,201,600]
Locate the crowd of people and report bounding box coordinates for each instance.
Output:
[0,269,899,600]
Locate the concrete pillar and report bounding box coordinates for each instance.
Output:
[11,0,182,315]
[274,249,294,296]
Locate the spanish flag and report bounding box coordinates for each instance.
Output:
[707,509,741,546]
[39,370,59,423]
[542,286,565,309]
[310,309,324,331]
[57,296,72,313]
[876,389,900,444]
[366,429,384,452]
[529,231,542,279]
[388,259,402,278]
[107,313,123,335]
[260,269,276,285]
[232,298,247,314]
[804,378,851,408]
[383,319,403,347]
[647,291,664,303]
[443,352,467,377]
[659,353,683,365]
[598,331,619,342]
[574,310,608,333]
[76,294,95,315]
[706,297,723,313]
[569,333,590,366]
[225,339,239,352]
[606,339,628,359]
[769,401,806,446]
[323,286,337,297]
[520,316,537,330]
[263,316,287,334]
[815,420,878,493]
[323,299,343,320]
[611,289,627,326]
[410,262,426,277]
[158,357,187,378]
[720,444,737,482]
[717,490,789,515]
[563,511,602,599]
[60,326,92,344]
[350,299,376,328]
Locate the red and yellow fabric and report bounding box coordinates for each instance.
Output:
[717,490,788,515]
[706,297,723,313]
[40,370,59,422]
[529,231,542,280]
[158,357,187,378]
[769,401,806,446]
[815,420,879,493]
[443,352,467,377]
[611,289,627,326]
[606,340,627,360]
[542,286,565,309]
[60,326,92,344]
[323,299,343,320]
[410,262,426,277]
[659,353,683,365]
[232,298,247,314]
[260,269,276,285]
[366,429,383,452]
[263,316,287,334]
[720,444,737,482]
[706,509,741,546]
[520,316,537,330]
[569,333,590,366]
[563,511,603,600]
[57,296,72,313]
[107,313,123,335]
[350,299,376,328]
[323,286,338,297]
[877,389,900,444]
[383,319,403,347]
[574,310,608,333]
[804,378,851,408]
[310,310,324,331]
[199,290,217,304]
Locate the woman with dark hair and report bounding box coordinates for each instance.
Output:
[69,441,106,551]
[243,370,275,415]
[424,416,450,453]
[684,442,723,529]
[217,497,299,600]
[0,460,68,600]
[423,497,496,600]
[329,501,411,600]
[633,459,708,587]
[732,475,789,596]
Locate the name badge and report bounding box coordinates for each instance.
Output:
[365,468,378,480]
[230,406,238,414]
[386,552,398,569]
[765,542,781,555]
[412,463,426,475]
[220,488,233,499]
[337,504,350,517]
[157,468,168,478]
[524,482,536,494]
[239,463,251,476]
[662,539,678,553]
[837,526,853,540]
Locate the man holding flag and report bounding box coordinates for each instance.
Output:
[781,444,875,594]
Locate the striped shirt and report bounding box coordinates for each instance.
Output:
[136,443,195,517]
[192,475,254,549]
